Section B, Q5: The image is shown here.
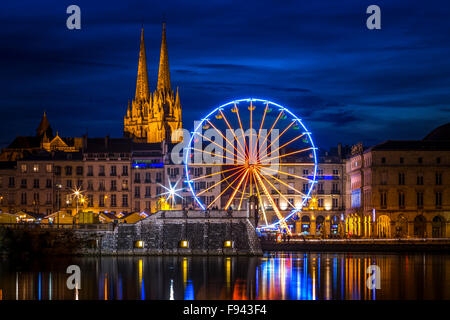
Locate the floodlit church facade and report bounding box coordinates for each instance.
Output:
[123,24,182,143]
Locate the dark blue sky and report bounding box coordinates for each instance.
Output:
[1,0,449,150]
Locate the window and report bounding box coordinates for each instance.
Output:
[417,174,424,185]
[332,198,338,208]
[436,173,442,185]
[134,172,140,183]
[65,166,72,176]
[76,166,83,176]
[46,179,52,188]
[110,165,117,176]
[135,186,140,198]
[21,179,27,188]
[99,166,105,176]
[418,157,423,164]
[99,195,105,207]
[206,167,212,175]
[111,194,117,207]
[398,191,405,208]
[122,194,128,207]
[46,164,52,173]
[156,172,162,182]
[87,194,93,207]
[54,166,61,176]
[21,192,27,205]
[46,193,52,204]
[303,169,308,175]
[99,180,105,191]
[122,165,128,176]
[398,173,405,185]
[21,164,27,173]
[122,180,128,190]
[33,164,39,172]
[317,169,323,175]
[436,157,441,164]
[435,192,442,208]
[381,157,386,164]
[417,192,424,208]
[111,180,117,191]
[400,157,404,164]
[317,183,324,192]
[318,198,324,208]
[145,172,151,183]
[332,169,339,175]
[8,177,15,188]
[87,180,94,191]
[87,166,93,176]
[145,186,151,197]
[66,180,72,188]
[302,183,308,193]
[380,191,387,208]
[33,179,40,188]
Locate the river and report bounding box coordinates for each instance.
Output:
[0,252,448,300]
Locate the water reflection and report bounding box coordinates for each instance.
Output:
[0,252,448,300]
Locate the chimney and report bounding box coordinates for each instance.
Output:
[105,135,109,149]
[338,143,342,158]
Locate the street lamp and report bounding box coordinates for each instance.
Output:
[55,184,63,228]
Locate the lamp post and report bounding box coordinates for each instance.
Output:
[55,184,63,228]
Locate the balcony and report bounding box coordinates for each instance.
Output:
[317,190,324,194]
[331,190,341,195]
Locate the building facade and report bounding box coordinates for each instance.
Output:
[345,124,450,238]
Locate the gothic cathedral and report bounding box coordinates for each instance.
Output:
[124,24,182,143]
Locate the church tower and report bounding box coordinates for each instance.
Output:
[124,24,182,143]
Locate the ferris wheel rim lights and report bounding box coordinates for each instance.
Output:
[184,98,318,231]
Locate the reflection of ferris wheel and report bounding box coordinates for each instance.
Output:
[184,98,318,234]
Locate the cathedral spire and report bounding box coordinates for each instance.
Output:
[36,111,53,138]
[157,23,171,92]
[135,27,150,101]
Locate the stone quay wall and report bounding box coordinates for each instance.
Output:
[77,210,263,256]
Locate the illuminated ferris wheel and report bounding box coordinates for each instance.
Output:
[184,98,318,234]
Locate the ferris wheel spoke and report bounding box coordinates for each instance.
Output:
[218,109,247,159]
[253,170,291,235]
[257,109,284,158]
[191,147,241,164]
[258,120,296,160]
[225,169,250,210]
[258,132,306,162]
[249,100,254,163]
[258,165,315,182]
[207,168,248,209]
[254,103,268,163]
[237,172,250,210]
[234,104,250,161]
[258,171,297,210]
[190,165,244,181]
[196,166,246,197]
[257,168,307,197]
[259,147,315,164]
[205,119,247,161]
[252,171,269,226]
[195,131,246,163]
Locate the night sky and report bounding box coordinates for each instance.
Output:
[1,0,449,150]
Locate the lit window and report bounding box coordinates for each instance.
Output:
[179,240,189,248]
[224,240,233,248]
[135,241,144,248]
